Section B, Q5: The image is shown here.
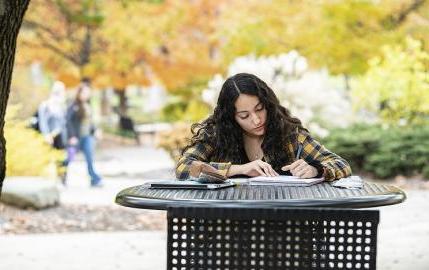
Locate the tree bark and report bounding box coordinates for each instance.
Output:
[343,74,350,92]
[0,0,30,195]
[100,89,110,116]
[114,88,128,116]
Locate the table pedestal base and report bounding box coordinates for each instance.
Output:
[167,207,379,270]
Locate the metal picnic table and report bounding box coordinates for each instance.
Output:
[116,180,406,270]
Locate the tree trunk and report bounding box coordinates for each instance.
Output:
[100,89,110,116]
[0,0,30,195]
[79,25,92,66]
[114,88,128,116]
[343,74,350,92]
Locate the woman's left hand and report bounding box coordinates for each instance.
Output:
[281,159,318,178]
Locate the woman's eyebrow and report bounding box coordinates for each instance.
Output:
[236,102,262,114]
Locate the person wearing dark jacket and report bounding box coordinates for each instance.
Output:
[65,84,103,187]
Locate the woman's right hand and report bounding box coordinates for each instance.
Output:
[239,160,279,177]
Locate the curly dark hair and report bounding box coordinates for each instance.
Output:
[74,85,89,120]
[183,73,307,173]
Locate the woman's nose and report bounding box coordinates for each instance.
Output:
[251,113,261,125]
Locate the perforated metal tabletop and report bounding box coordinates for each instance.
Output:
[115,181,406,210]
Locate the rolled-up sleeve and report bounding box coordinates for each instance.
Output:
[175,141,232,180]
[297,132,352,181]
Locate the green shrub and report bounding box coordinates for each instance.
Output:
[160,99,188,122]
[160,97,210,123]
[323,124,429,179]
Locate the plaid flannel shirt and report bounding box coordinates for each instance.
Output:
[176,131,352,181]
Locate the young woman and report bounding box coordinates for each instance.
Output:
[65,84,103,187]
[176,73,351,181]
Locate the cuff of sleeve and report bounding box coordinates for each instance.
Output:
[316,166,325,178]
[209,162,232,178]
[308,160,325,179]
[322,166,336,181]
[320,161,352,181]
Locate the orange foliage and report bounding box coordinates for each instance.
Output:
[143,0,226,90]
[18,0,227,91]
[56,71,81,88]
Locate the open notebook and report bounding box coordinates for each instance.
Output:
[247,175,324,187]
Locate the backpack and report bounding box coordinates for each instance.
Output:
[29,110,40,132]
[29,109,65,149]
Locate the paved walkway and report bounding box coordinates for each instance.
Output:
[0,231,167,270]
[1,145,428,269]
[376,189,429,269]
[61,145,174,206]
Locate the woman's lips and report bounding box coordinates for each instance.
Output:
[254,124,265,130]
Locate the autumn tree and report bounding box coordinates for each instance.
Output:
[351,38,429,125]
[142,0,225,91]
[18,0,105,86]
[304,0,428,76]
[393,0,429,52]
[90,1,159,115]
[217,0,428,76]
[96,0,226,97]
[19,0,227,115]
[18,0,150,115]
[0,0,31,194]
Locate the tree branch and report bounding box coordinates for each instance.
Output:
[383,0,427,29]
[27,30,80,66]
[23,19,64,41]
[43,42,80,66]
[78,26,92,66]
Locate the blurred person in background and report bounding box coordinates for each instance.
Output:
[38,80,68,181]
[38,80,67,149]
[65,83,103,187]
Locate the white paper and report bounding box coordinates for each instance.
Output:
[248,175,324,186]
[250,175,322,182]
[332,176,363,189]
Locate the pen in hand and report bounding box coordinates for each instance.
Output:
[280,143,303,173]
[295,143,303,160]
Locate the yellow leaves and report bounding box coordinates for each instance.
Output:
[183,99,211,122]
[351,37,429,125]
[5,106,64,177]
[79,0,226,91]
[57,72,80,88]
[157,122,192,162]
[150,59,217,91]
[128,69,151,87]
[80,64,98,79]
[17,0,428,94]
[111,74,128,90]
[16,0,223,91]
